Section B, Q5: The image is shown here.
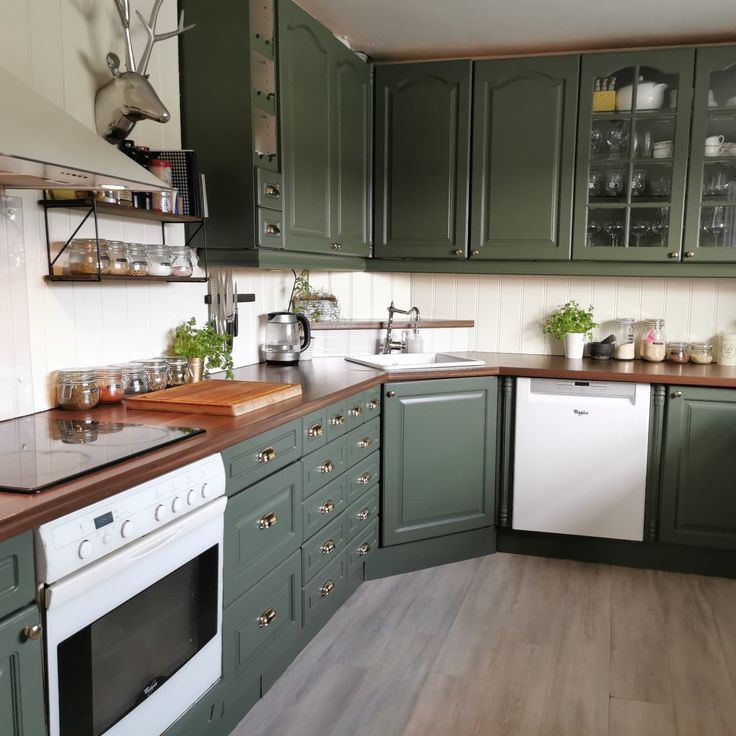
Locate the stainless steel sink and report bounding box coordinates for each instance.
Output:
[344,353,485,371]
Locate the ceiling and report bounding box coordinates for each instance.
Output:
[295,0,736,61]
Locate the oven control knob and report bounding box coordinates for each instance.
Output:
[187,490,197,506]
[200,482,209,499]
[120,520,133,538]
[78,540,92,559]
[171,497,182,514]
[154,504,167,522]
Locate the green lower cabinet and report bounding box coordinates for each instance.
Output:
[659,386,736,549]
[346,416,381,467]
[347,485,380,540]
[347,519,379,578]
[382,377,498,546]
[163,679,238,736]
[302,436,348,497]
[347,451,380,504]
[0,532,35,621]
[302,550,349,628]
[302,473,348,540]
[302,512,348,582]
[0,604,46,736]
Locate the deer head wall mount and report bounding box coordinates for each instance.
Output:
[94,0,194,143]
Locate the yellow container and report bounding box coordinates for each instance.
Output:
[593,90,616,112]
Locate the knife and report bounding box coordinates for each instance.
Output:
[233,280,239,338]
[224,270,233,337]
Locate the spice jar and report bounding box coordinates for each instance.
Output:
[166,356,190,386]
[126,243,149,276]
[640,319,666,362]
[146,245,172,277]
[95,366,126,403]
[170,246,193,277]
[68,239,110,276]
[689,342,714,365]
[121,363,148,395]
[107,240,129,275]
[56,369,100,410]
[140,358,169,392]
[667,342,690,363]
[614,318,635,360]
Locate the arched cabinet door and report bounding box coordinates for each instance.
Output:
[470,56,579,261]
[374,60,472,260]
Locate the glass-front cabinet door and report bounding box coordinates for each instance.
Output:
[573,49,694,261]
[684,47,736,262]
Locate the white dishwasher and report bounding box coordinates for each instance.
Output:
[512,377,651,541]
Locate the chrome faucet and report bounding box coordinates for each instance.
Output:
[382,301,420,354]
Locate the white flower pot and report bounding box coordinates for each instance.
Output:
[564,332,587,359]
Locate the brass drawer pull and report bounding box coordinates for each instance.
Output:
[357,437,372,449]
[330,242,342,251]
[357,472,372,486]
[257,608,277,628]
[22,624,43,641]
[357,507,371,521]
[308,423,325,438]
[330,414,346,426]
[671,391,683,399]
[264,184,280,197]
[258,512,278,529]
[258,447,277,463]
[357,543,371,556]
[264,222,281,236]
[348,406,363,417]
[320,580,335,597]
[319,500,335,515]
[318,460,334,474]
[367,399,379,410]
[320,539,336,555]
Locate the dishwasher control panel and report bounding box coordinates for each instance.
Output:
[529,378,637,400]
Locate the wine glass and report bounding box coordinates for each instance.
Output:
[603,221,624,247]
[588,170,603,197]
[606,170,624,198]
[590,129,605,156]
[631,170,647,197]
[705,206,726,247]
[630,221,649,247]
[606,125,627,159]
[650,209,669,246]
[586,221,601,246]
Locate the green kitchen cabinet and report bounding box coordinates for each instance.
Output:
[0,532,35,622]
[382,377,498,545]
[0,604,46,736]
[470,55,579,261]
[659,386,736,549]
[374,60,473,260]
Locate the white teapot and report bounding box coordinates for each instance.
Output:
[616,80,668,111]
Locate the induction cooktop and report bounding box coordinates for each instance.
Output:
[0,416,205,493]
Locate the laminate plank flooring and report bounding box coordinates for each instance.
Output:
[231,554,736,736]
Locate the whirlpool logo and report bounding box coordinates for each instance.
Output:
[573,409,589,416]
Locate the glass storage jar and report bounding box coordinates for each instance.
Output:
[170,246,193,278]
[107,240,129,275]
[614,318,635,360]
[56,368,100,410]
[689,342,714,364]
[146,245,172,277]
[140,358,169,392]
[667,342,690,363]
[640,319,666,362]
[95,366,126,403]
[166,356,190,386]
[68,239,110,276]
[121,363,148,395]
[126,243,149,276]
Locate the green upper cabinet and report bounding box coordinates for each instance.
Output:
[470,56,579,261]
[374,60,472,260]
[683,46,736,262]
[572,49,694,262]
[659,386,736,550]
[279,0,370,257]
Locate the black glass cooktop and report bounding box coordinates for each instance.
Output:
[0,416,205,493]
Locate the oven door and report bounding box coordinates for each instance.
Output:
[44,497,225,736]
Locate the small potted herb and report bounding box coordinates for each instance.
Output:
[542,301,598,359]
[171,317,234,381]
[291,270,339,323]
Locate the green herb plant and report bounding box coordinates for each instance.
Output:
[542,301,598,341]
[172,317,234,379]
[291,270,338,323]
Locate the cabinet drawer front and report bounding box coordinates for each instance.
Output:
[362,387,382,420]
[302,512,348,582]
[222,419,302,495]
[224,464,302,606]
[302,551,347,628]
[303,473,348,540]
[302,436,348,498]
[0,532,35,620]
[347,451,380,505]
[346,394,367,431]
[256,168,282,210]
[348,519,379,578]
[302,406,328,453]
[257,207,283,249]
[347,485,380,540]
[346,416,381,467]
[325,397,349,443]
[223,550,301,682]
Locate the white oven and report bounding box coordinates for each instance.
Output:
[35,454,227,736]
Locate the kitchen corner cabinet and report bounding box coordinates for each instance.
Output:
[659,386,736,550]
[382,377,497,545]
[470,55,579,261]
[374,60,472,260]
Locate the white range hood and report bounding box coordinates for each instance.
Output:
[0,65,167,192]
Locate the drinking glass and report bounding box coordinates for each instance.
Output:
[590,129,605,156]
[630,222,649,247]
[640,131,653,159]
[705,206,726,246]
[650,209,669,246]
[650,176,671,197]
[631,170,647,197]
[605,170,624,197]
[586,222,601,246]
[588,170,603,197]
[603,221,624,247]
[606,126,627,159]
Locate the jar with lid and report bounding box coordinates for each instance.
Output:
[146,244,172,277]
[56,369,100,410]
[68,239,111,276]
[121,363,148,395]
[689,342,713,365]
[126,243,149,276]
[640,319,666,362]
[170,246,193,277]
[107,240,129,275]
[149,159,173,187]
[95,366,125,403]
[166,356,190,386]
[667,342,690,363]
[614,318,635,360]
[140,358,169,392]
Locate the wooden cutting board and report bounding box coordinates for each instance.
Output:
[125,380,302,416]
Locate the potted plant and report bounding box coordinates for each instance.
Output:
[542,301,598,359]
[171,317,234,381]
[291,270,339,323]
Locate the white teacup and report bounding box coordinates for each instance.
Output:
[705,144,722,157]
[706,135,725,147]
[653,141,673,158]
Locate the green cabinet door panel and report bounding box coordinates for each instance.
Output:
[659,387,736,549]
[374,60,472,259]
[163,680,235,736]
[0,532,35,621]
[0,605,46,736]
[471,56,579,260]
[382,377,498,546]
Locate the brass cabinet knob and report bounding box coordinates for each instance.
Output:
[257,608,277,628]
[318,460,334,474]
[319,500,335,515]
[348,406,363,417]
[320,580,335,597]
[22,624,42,641]
[264,184,280,197]
[265,222,281,235]
[357,472,372,486]
[257,447,277,463]
[357,507,371,521]
[357,437,372,449]
[320,539,336,555]
[454,249,464,256]
[367,399,379,410]
[258,512,278,529]
[671,391,683,399]
[668,252,680,259]
[307,423,325,438]
[357,543,371,556]
[684,251,695,258]
[330,242,342,251]
[330,414,346,426]
[472,250,480,256]
[386,391,396,398]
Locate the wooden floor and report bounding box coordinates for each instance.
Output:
[232,553,736,736]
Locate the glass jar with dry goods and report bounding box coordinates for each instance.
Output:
[68,239,111,276]
[146,245,172,277]
[121,363,148,395]
[689,342,714,364]
[107,240,129,275]
[140,358,169,392]
[640,319,666,362]
[166,356,190,386]
[56,368,100,410]
[614,318,635,360]
[170,246,193,278]
[667,342,690,363]
[126,243,149,276]
[95,366,125,403]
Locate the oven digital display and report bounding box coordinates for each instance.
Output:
[94,512,114,529]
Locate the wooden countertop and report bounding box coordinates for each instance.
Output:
[2,352,736,542]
